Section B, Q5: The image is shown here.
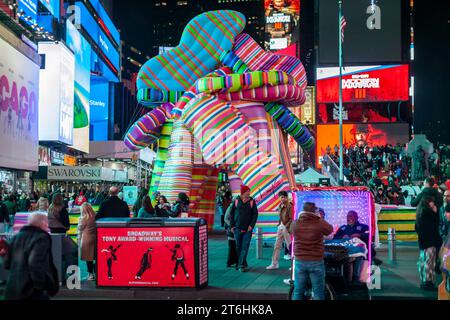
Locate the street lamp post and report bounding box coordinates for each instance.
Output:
[338,0,344,186]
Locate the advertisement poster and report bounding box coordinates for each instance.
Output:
[18,0,38,25]
[123,186,138,206]
[89,80,109,141]
[316,65,409,103]
[67,20,91,153]
[316,123,410,168]
[38,42,75,145]
[38,146,51,166]
[0,37,39,171]
[39,0,60,18]
[97,227,196,287]
[264,0,300,52]
[317,102,410,124]
[319,0,401,64]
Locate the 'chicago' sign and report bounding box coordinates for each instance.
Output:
[47,166,102,181]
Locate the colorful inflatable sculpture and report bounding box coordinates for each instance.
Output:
[124,10,314,228]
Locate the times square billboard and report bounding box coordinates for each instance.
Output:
[318,0,403,64]
[264,0,300,53]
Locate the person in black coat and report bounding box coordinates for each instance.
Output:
[0,200,10,229]
[415,195,442,290]
[3,213,59,300]
[96,187,130,220]
[411,177,443,209]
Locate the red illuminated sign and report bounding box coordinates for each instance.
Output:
[97,227,196,287]
[316,65,409,103]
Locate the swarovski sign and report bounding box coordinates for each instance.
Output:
[48,166,101,181]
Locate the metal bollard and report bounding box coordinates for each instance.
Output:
[388,228,397,262]
[256,228,263,259]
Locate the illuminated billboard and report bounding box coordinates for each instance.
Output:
[316,65,409,103]
[264,0,300,53]
[0,36,39,171]
[317,102,410,124]
[39,0,60,19]
[66,20,91,153]
[38,42,75,145]
[76,2,120,75]
[17,0,38,25]
[315,123,410,168]
[88,0,120,45]
[318,0,402,64]
[90,80,109,141]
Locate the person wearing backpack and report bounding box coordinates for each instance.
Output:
[229,185,258,272]
[224,195,238,269]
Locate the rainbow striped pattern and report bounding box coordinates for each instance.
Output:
[181,94,290,212]
[378,206,418,241]
[157,121,195,203]
[233,33,307,98]
[149,121,174,198]
[196,70,296,94]
[137,10,245,93]
[124,103,173,151]
[190,165,220,230]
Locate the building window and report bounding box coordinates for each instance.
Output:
[177,0,188,5]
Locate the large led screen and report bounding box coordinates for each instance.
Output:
[90,79,109,141]
[66,20,91,153]
[39,0,60,19]
[38,42,75,145]
[265,0,300,52]
[0,37,39,171]
[17,0,38,25]
[316,123,410,168]
[318,0,402,64]
[316,65,409,103]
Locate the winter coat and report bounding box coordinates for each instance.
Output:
[229,196,258,231]
[411,187,443,209]
[4,226,59,300]
[47,206,70,234]
[96,196,130,220]
[138,207,156,218]
[290,211,333,261]
[0,202,10,224]
[415,205,442,250]
[77,214,96,261]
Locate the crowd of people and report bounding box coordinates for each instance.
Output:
[0,184,194,300]
[324,143,450,205]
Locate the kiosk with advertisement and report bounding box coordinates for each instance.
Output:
[96,218,208,289]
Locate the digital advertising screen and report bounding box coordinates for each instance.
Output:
[76,2,120,74]
[316,65,409,103]
[97,227,197,288]
[17,0,38,25]
[318,0,402,64]
[264,0,300,53]
[66,20,91,153]
[38,42,74,145]
[88,0,120,45]
[315,123,410,168]
[0,36,39,171]
[89,79,109,141]
[317,102,410,124]
[39,0,60,19]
